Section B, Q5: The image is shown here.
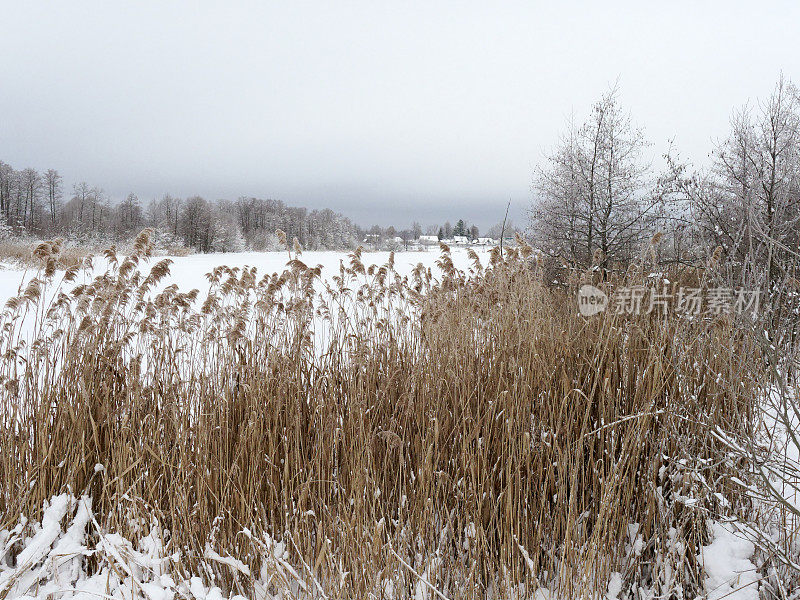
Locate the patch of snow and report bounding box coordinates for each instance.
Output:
[697,521,759,600]
[605,572,623,600]
[0,494,260,600]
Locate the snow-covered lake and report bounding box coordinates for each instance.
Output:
[0,246,491,310]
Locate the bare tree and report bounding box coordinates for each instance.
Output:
[716,76,800,292]
[210,201,244,252]
[18,168,42,232]
[43,169,62,231]
[115,193,144,238]
[180,196,212,250]
[664,75,800,307]
[89,187,110,233]
[0,161,14,224]
[530,114,586,265]
[68,182,92,231]
[148,194,183,238]
[530,88,660,272]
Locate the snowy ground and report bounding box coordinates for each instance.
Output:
[0,492,759,600]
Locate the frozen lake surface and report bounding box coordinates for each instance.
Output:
[0,246,492,309]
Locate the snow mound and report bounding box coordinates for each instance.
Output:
[698,521,759,600]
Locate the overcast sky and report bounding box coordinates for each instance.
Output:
[2,1,799,229]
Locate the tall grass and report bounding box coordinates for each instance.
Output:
[0,231,763,598]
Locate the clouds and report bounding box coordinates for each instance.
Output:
[1,1,798,227]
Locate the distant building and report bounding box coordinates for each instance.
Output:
[383,236,405,251]
[418,235,439,245]
[473,237,498,246]
[362,233,380,249]
[452,235,469,245]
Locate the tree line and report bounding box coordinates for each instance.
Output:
[0,162,510,253]
[0,167,364,252]
[529,76,800,295]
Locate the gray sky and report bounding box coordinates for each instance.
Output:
[2,1,799,229]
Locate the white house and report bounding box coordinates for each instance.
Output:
[452,235,469,245]
[418,235,439,245]
[362,233,380,247]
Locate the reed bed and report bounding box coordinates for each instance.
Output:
[0,238,94,270]
[0,230,764,598]
[0,235,189,271]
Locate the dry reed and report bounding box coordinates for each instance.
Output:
[0,230,764,598]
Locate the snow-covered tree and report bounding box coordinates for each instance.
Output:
[530,88,660,271]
